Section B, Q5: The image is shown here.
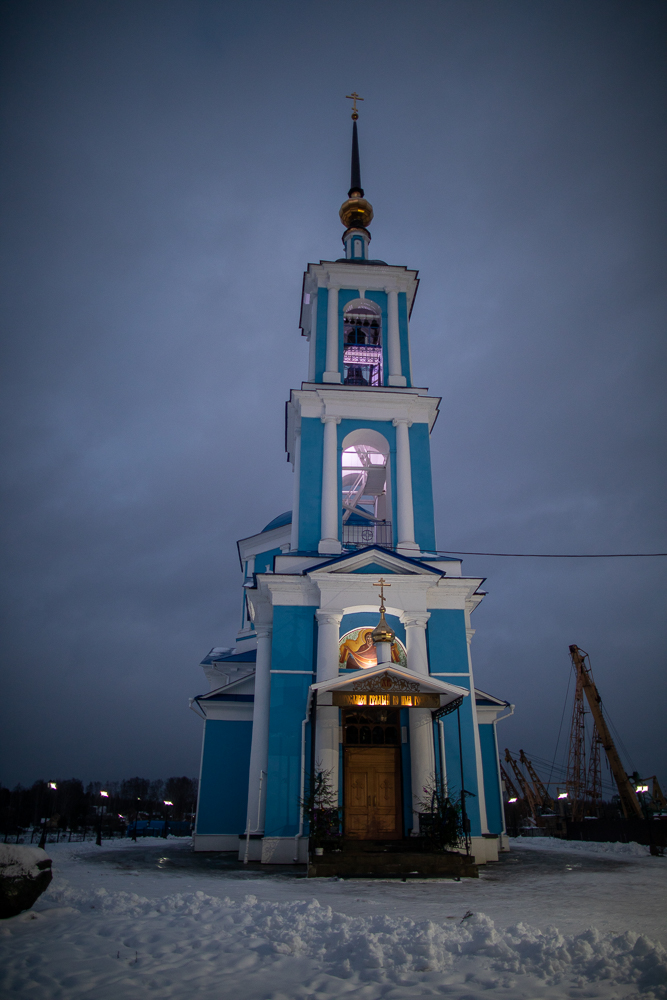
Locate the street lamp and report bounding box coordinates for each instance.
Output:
[162,800,174,839]
[39,782,57,849]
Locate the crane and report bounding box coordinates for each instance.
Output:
[505,749,538,820]
[520,749,554,809]
[500,763,521,802]
[568,646,642,820]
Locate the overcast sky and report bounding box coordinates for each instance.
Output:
[1,0,665,790]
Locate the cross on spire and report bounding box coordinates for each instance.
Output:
[374,577,391,610]
[346,91,363,119]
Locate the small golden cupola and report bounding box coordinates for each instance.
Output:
[339,93,373,260]
[371,577,395,663]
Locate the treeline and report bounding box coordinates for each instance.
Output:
[0,776,198,837]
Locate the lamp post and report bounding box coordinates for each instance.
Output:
[96,790,109,846]
[38,783,57,849]
[163,800,173,839]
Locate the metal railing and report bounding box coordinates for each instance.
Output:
[342,520,392,550]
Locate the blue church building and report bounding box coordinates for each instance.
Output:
[190,107,513,865]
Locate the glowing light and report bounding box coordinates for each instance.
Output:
[48,782,57,790]
[508,796,518,804]
[558,792,568,800]
[636,784,649,793]
[163,800,174,806]
[100,790,109,798]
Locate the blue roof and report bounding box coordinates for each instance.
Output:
[262,511,292,533]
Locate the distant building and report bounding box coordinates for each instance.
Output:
[191,111,512,865]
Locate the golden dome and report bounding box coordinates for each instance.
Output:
[371,610,395,645]
[339,196,374,230]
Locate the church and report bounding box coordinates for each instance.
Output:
[190,102,513,867]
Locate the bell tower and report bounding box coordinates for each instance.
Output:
[287,102,439,557]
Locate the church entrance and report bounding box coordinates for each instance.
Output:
[342,708,403,840]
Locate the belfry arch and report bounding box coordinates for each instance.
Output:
[343,299,382,386]
[341,427,392,549]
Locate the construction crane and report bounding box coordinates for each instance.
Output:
[568,646,642,820]
[505,749,538,820]
[500,763,521,802]
[566,661,589,820]
[520,749,554,809]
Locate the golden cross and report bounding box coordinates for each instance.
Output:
[374,577,390,608]
[346,91,364,114]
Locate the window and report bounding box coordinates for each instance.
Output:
[343,301,382,386]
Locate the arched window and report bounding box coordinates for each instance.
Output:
[343,301,382,386]
[340,428,392,549]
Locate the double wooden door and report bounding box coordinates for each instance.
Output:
[343,747,402,839]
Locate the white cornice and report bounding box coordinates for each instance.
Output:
[305,260,419,314]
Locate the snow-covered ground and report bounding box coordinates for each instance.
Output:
[1,836,665,999]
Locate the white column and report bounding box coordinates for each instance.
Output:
[466,624,489,834]
[401,612,430,676]
[386,288,406,387]
[393,417,419,553]
[409,708,436,834]
[245,624,272,834]
[315,610,343,797]
[319,415,341,555]
[402,612,433,833]
[323,285,341,383]
[290,427,301,551]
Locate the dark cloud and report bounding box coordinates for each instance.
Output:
[1,0,665,786]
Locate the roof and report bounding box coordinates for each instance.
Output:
[199,648,257,666]
[261,511,292,533]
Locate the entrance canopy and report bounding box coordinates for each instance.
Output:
[311,664,468,711]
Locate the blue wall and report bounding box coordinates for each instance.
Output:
[440,685,483,836]
[408,423,436,552]
[196,720,252,835]
[264,606,317,838]
[298,417,324,552]
[479,723,504,835]
[254,547,283,574]
[426,610,469,673]
[398,292,412,387]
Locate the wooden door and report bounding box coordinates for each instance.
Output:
[344,747,402,839]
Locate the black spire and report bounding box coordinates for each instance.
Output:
[349,120,364,198]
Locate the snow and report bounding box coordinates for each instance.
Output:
[0,844,50,878]
[1,837,665,999]
[509,836,653,858]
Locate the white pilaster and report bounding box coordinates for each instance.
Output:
[401,612,430,675]
[393,417,419,553]
[318,415,342,555]
[245,624,272,834]
[386,288,406,387]
[323,285,341,383]
[315,610,343,795]
[315,610,343,682]
[290,427,301,551]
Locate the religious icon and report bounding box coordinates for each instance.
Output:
[338,628,407,669]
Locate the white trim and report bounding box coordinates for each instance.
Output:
[430,672,471,677]
[270,670,315,674]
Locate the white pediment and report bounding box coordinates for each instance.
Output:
[310,547,442,577]
[312,664,468,710]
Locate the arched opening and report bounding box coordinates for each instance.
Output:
[341,428,392,550]
[343,300,382,386]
